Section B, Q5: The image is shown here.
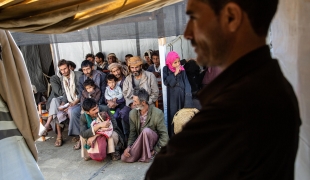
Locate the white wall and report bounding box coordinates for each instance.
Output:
[271,0,310,179]
[57,42,91,70]
[54,36,196,69]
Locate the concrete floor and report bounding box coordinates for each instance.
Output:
[36,131,151,180]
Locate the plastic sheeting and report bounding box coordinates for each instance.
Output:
[271,0,310,179]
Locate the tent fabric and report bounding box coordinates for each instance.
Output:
[20,45,48,92]
[0,0,182,34]
[0,30,40,160]
[10,1,188,46]
[53,36,196,70]
[38,44,53,75]
[271,0,310,179]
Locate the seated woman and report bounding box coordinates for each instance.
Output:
[80,98,125,161]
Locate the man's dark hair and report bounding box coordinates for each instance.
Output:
[202,0,278,36]
[85,53,95,59]
[81,60,94,69]
[67,61,76,69]
[151,50,159,59]
[133,88,149,104]
[83,78,96,88]
[82,98,97,111]
[95,52,105,60]
[58,59,68,67]
[106,74,118,82]
[125,54,133,58]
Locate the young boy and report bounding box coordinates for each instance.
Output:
[81,79,101,105]
[105,74,125,119]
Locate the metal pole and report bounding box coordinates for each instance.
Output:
[158,37,168,127]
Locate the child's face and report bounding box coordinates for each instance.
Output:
[107,79,116,89]
[85,85,95,93]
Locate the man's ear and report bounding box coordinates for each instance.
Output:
[84,109,89,114]
[221,2,243,33]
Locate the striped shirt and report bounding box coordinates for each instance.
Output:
[0,95,22,141]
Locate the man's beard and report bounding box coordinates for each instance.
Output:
[133,69,142,76]
[63,71,70,77]
[135,104,143,110]
[115,73,121,78]
[192,38,229,67]
[85,71,92,77]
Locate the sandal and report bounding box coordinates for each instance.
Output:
[73,140,81,150]
[54,138,62,147]
[84,156,92,161]
[71,137,79,143]
[111,151,121,161]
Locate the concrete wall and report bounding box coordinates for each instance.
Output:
[271,0,310,179]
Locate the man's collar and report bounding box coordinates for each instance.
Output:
[118,75,124,81]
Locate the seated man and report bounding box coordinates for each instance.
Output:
[121,88,169,163]
[123,56,159,107]
[95,52,108,71]
[57,60,83,149]
[38,72,64,143]
[80,98,125,161]
[147,50,161,81]
[85,53,103,71]
[79,60,106,105]
[108,63,130,142]
[147,50,163,110]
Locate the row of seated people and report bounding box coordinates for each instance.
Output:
[39,56,167,162]
[39,50,217,162]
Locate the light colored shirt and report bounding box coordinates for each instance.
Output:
[139,111,148,129]
[104,85,123,100]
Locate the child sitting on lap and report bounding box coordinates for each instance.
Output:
[81,79,101,105]
[105,74,125,119]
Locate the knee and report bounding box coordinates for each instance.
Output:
[141,128,153,135]
[69,108,81,118]
[121,154,126,162]
[112,132,119,142]
[121,154,133,163]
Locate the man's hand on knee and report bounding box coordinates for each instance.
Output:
[124,147,131,158]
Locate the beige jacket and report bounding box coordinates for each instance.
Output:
[123,70,159,106]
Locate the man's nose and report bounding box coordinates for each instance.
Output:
[184,22,193,40]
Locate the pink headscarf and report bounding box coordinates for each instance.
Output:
[166,51,185,72]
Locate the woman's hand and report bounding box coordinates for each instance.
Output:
[174,66,180,76]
